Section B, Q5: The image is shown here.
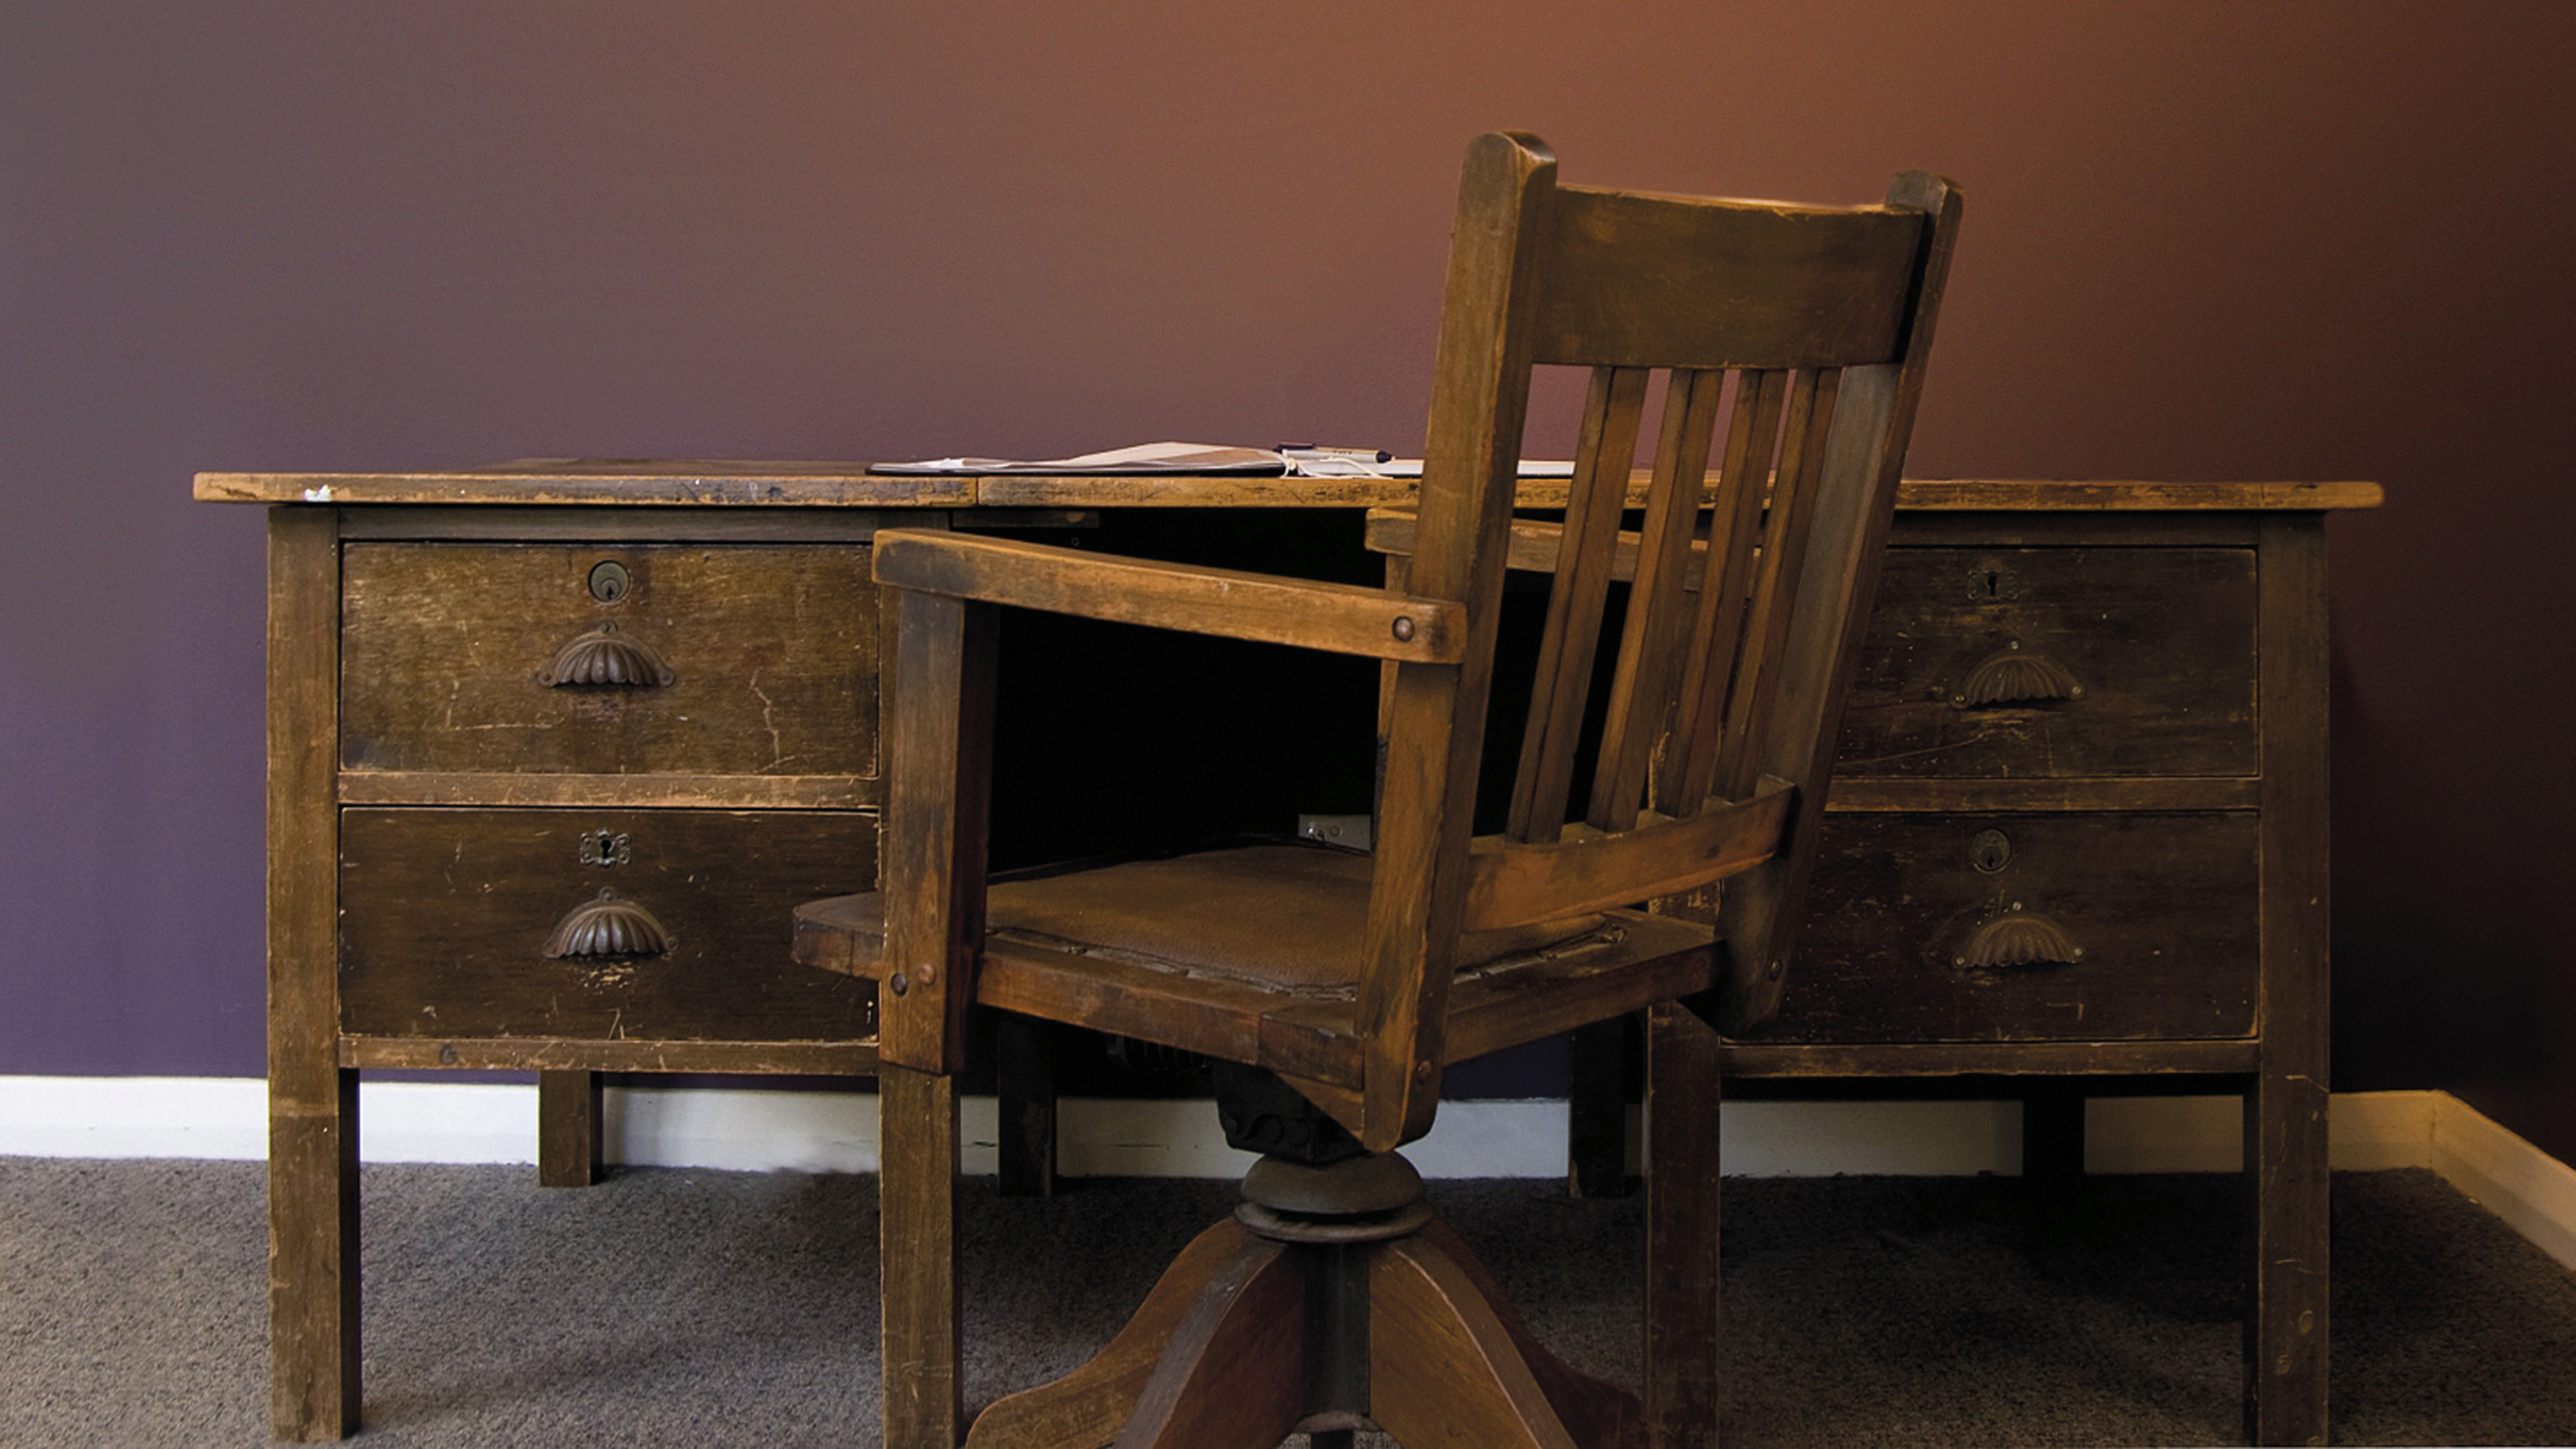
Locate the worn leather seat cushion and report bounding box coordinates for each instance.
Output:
[984,845,1604,996]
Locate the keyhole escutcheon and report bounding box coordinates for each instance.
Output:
[588,560,631,604]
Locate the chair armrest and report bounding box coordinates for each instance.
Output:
[874,529,1466,663]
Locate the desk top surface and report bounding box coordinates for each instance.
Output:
[194,461,2384,514]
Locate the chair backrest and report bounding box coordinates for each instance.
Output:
[1357,132,1962,1146]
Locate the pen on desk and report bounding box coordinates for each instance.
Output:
[1278,444,1393,464]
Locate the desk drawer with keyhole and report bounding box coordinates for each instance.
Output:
[1833,547,2257,778]
[336,807,878,1044]
[1773,811,2260,1043]
[338,543,877,780]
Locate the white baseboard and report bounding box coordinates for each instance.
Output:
[0,1077,1573,1181]
[2422,1092,2576,1272]
[5,1076,2570,1269]
[0,1076,271,1160]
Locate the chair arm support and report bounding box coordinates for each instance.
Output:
[874,529,1467,663]
[1368,506,1721,584]
[873,588,998,1074]
[1460,777,1796,931]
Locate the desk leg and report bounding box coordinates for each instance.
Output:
[2023,1085,2087,1246]
[2245,1071,2329,1445]
[2248,512,2330,1446]
[2021,1085,2085,1186]
[1643,1002,1723,1449]
[270,1070,360,1439]
[2256,513,2339,1433]
[881,1065,964,1449]
[537,1071,606,1187]
[268,505,360,1439]
[994,1015,1056,1198]
[1569,1014,1637,1199]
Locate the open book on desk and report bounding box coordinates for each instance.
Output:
[1368,458,1575,478]
[869,442,1290,476]
[868,441,1575,480]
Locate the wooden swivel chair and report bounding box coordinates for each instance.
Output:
[796,132,1961,1448]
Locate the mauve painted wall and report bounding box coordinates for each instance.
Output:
[6,3,2573,1160]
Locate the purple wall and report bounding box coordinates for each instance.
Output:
[6,2,2573,1160]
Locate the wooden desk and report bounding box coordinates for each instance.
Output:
[196,464,2376,1444]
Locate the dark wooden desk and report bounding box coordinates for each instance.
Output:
[196,464,2376,1445]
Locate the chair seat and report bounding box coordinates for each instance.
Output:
[985,845,1612,996]
[794,843,1720,1082]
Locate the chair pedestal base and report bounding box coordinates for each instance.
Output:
[964,1153,1643,1449]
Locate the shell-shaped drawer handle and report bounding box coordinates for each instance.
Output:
[543,888,675,959]
[1953,642,2081,708]
[1958,910,2084,969]
[541,622,675,687]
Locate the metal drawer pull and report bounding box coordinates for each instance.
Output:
[1959,910,2084,969]
[539,622,675,687]
[543,888,675,959]
[1952,642,2081,708]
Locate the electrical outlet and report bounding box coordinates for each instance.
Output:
[1296,814,1373,851]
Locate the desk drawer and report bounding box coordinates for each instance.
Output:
[1768,811,2260,1043]
[340,543,876,778]
[338,807,877,1042]
[1834,547,2256,778]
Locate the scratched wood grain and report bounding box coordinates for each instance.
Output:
[1771,810,2260,1044]
[337,807,877,1044]
[338,543,877,780]
[1832,546,2258,779]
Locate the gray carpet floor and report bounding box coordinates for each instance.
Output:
[3,1159,2572,1446]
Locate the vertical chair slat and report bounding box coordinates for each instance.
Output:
[1586,367,1728,832]
[1664,368,1790,812]
[1718,367,1843,803]
[1509,365,1649,844]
